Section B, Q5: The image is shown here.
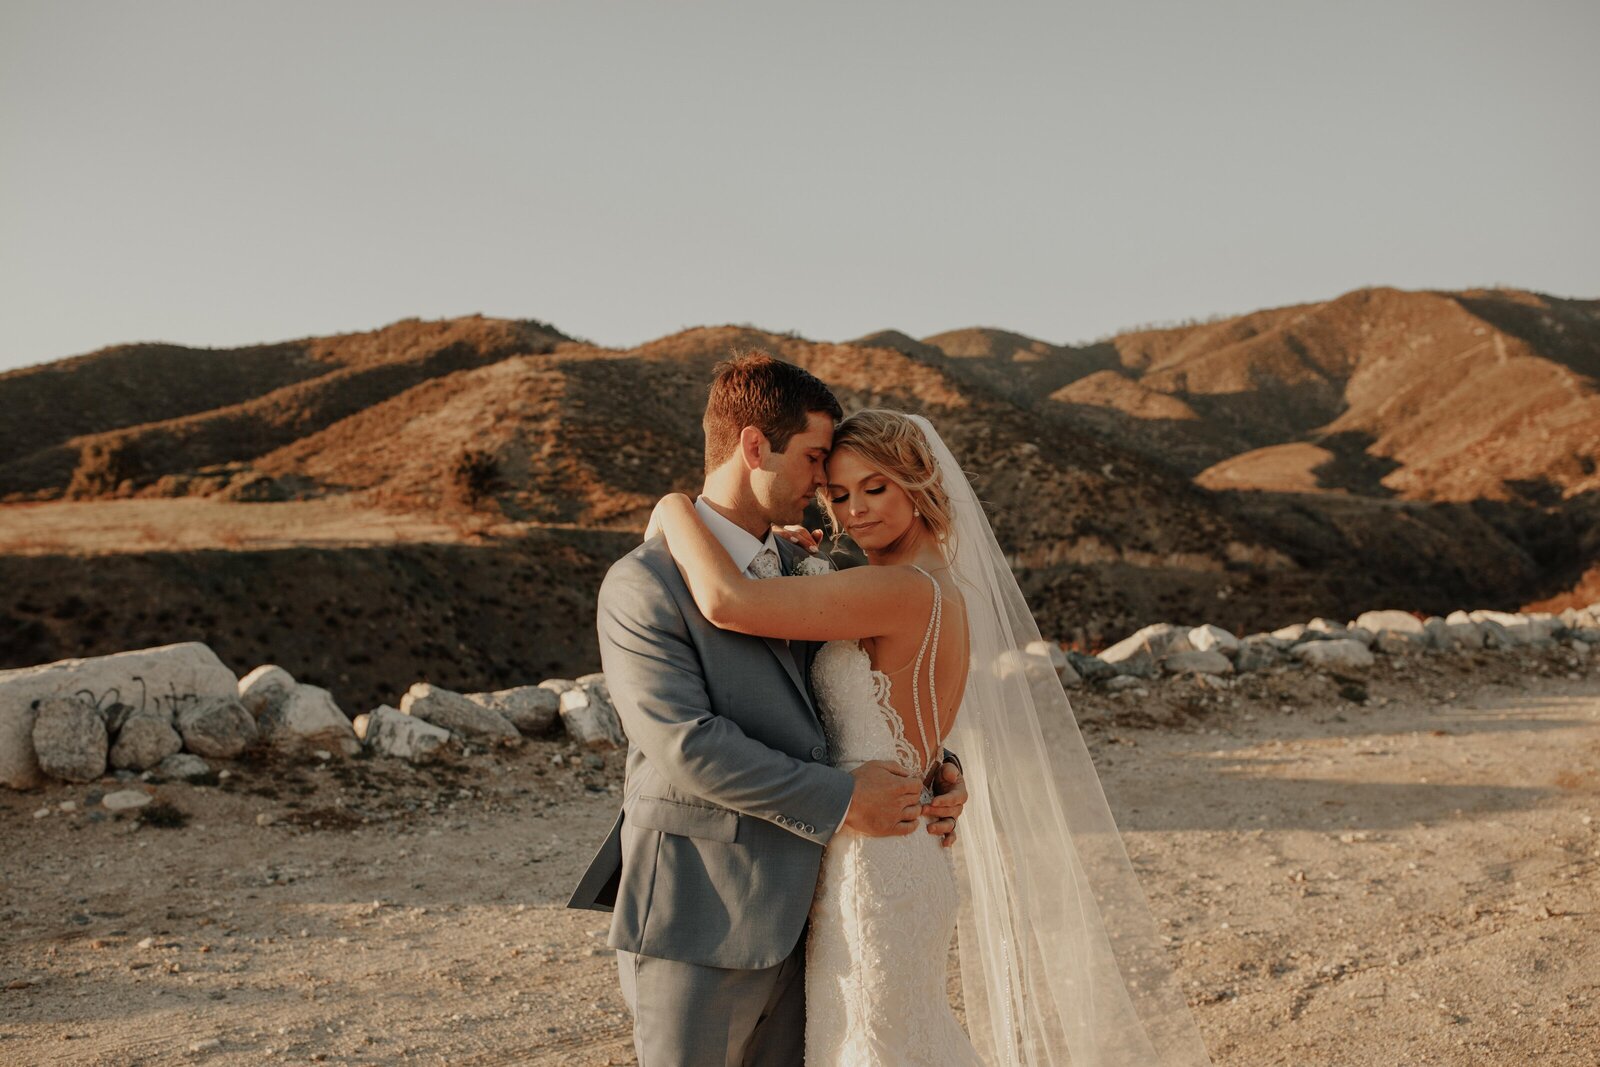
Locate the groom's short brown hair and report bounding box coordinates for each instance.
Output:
[703,351,842,473]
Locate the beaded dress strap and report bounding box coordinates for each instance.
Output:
[907,564,943,778]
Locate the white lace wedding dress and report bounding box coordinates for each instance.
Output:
[804,565,983,1066]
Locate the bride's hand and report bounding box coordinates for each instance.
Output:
[773,524,824,553]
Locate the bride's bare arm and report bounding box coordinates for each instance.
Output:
[651,493,930,642]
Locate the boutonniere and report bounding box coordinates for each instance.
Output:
[794,553,835,577]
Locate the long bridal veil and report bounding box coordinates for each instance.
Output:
[909,414,1214,1066]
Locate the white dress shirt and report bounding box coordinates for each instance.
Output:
[694,496,783,577]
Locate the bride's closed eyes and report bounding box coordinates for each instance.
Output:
[828,486,885,505]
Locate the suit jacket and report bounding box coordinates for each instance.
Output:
[566,534,855,970]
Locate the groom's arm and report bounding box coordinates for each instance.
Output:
[598,556,856,845]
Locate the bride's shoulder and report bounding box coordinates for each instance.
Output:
[864,563,942,601]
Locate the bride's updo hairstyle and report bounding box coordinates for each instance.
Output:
[821,409,957,555]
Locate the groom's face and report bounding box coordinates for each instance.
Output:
[753,410,835,526]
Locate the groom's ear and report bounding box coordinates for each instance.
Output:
[737,426,769,471]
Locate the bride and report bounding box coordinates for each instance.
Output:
[648,410,1213,1066]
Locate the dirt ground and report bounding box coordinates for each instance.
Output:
[2,645,1597,1066]
[0,500,616,558]
[0,499,467,556]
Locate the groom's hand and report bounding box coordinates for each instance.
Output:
[845,761,924,837]
[923,761,967,848]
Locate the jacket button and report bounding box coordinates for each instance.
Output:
[810,745,826,760]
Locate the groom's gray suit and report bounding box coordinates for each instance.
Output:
[568,507,855,1066]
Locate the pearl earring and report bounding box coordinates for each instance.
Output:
[913,507,921,517]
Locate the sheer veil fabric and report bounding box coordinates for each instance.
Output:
[908,415,1214,1066]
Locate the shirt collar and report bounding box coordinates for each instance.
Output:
[695,496,781,575]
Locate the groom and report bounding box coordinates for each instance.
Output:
[568,352,967,1066]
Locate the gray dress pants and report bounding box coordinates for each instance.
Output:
[616,935,807,1067]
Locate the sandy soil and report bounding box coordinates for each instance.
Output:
[2,646,1597,1066]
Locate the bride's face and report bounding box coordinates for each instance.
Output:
[825,448,918,553]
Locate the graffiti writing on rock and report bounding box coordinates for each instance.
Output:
[73,675,203,719]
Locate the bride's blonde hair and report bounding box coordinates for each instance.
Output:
[821,409,956,555]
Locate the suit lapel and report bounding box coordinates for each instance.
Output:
[763,635,811,712]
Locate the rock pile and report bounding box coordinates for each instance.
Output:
[0,639,604,789]
[1,643,248,790]
[1075,605,1599,688]
[2,603,1595,790]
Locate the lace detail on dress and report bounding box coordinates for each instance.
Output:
[819,641,922,779]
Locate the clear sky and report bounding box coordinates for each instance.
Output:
[2,1,1596,372]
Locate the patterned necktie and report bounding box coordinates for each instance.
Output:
[749,547,783,580]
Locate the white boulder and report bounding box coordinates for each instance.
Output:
[576,672,612,695]
[1291,639,1376,670]
[0,642,238,730]
[465,685,561,736]
[176,697,258,759]
[1420,617,1456,650]
[32,696,108,783]
[0,702,44,789]
[238,664,297,720]
[1235,638,1283,672]
[156,753,213,781]
[400,683,521,746]
[1475,616,1516,648]
[1066,650,1119,682]
[1524,612,1562,642]
[1354,610,1424,635]
[1465,614,1548,646]
[102,788,152,812]
[1187,625,1241,656]
[363,704,452,763]
[1161,650,1234,675]
[1443,611,1486,649]
[559,685,626,750]
[1374,631,1422,655]
[257,684,361,756]
[109,713,184,771]
[1100,624,1191,677]
[1023,641,1084,688]
[996,647,1077,707]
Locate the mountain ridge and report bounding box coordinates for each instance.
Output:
[1,285,1594,648]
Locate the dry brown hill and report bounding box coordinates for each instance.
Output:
[889,288,1600,511]
[2,287,1596,703]
[878,286,1600,613]
[0,316,570,501]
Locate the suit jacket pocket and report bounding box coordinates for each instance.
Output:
[629,795,739,843]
